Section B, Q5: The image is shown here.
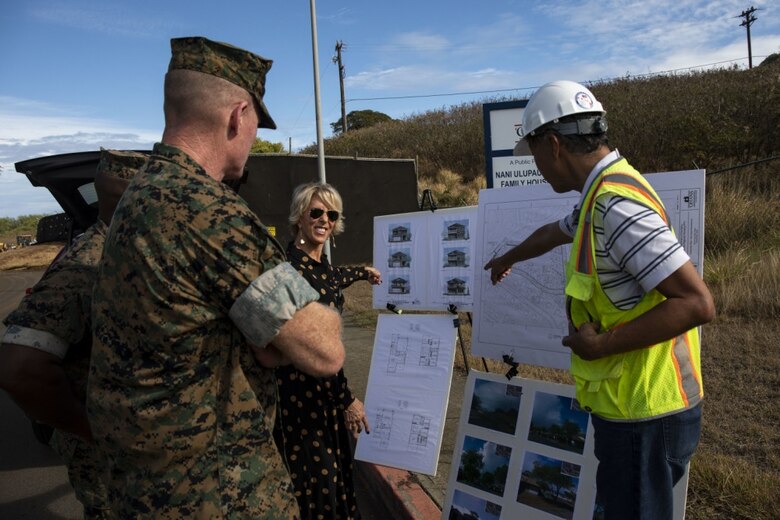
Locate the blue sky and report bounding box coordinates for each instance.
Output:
[530,392,589,431]
[451,489,501,520]
[2,0,779,218]
[462,435,511,473]
[473,379,522,412]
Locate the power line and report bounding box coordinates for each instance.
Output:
[347,86,537,102]
[707,155,780,176]
[345,57,764,104]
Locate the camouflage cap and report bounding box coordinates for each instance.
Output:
[168,36,277,130]
[96,149,147,181]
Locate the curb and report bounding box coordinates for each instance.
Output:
[356,459,441,520]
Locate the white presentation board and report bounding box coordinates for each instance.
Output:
[373,206,478,311]
[472,170,706,368]
[442,371,688,520]
[354,314,458,475]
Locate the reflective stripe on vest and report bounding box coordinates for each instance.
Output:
[574,172,669,275]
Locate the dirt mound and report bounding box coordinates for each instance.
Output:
[0,243,65,271]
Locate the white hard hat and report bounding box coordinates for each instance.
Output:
[514,80,607,155]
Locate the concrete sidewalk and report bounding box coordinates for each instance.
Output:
[342,315,469,520]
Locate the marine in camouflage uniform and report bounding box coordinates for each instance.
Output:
[87,37,340,518]
[0,149,147,519]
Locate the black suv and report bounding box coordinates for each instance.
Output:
[15,151,149,243]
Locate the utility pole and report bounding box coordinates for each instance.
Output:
[333,41,348,134]
[738,6,759,69]
[309,0,329,257]
[308,0,326,183]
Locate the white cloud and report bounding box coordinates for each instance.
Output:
[343,2,779,101]
[0,97,158,217]
[347,65,524,93]
[538,0,778,69]
[0,99,159,145]
[479,441,509,473]
[30,3,177,38]
[318,7,356,25]
[0,127,156,218]
[392,32,451,53]
[0,172,61,218]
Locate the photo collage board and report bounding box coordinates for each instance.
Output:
[373,206,478,311]
[444,371,600,520]
[444,371,689,520]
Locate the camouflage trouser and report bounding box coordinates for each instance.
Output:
[49,430,111,519]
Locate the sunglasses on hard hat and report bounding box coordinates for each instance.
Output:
[309,208,340,222]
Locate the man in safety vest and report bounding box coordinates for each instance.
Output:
[484,80,715,519]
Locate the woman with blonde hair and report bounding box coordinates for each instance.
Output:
[275,182,381,520]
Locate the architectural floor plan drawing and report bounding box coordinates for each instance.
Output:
[408,414,432,451]
[355,314,458,475]
[419,336,440,367]
[387,334,441,373]
[387,334,409,373]
[373,408,394,449]
[472,170,705,369]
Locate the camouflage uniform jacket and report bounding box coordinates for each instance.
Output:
[4,221,106,388]
[88,143,302,519]
[2,221,110,513]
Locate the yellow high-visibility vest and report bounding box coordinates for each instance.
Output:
[565,157,703,420]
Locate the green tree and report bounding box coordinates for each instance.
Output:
[250,138,285,154]
[330,109,393,134]
[493,464,509,488]
[530,461,573,504]
[458,449,484,485]
[561,420,581,440]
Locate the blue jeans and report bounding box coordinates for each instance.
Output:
[592,403,702,520]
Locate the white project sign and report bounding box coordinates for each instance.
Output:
[483,100,542,189]
[492,155,544,189]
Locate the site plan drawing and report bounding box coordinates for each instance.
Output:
[373,206,478,311]
[472,170,705,369]
[354,314,458,475]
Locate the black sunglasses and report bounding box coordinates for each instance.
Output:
[309,208,340,222]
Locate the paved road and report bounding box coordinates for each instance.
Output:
[0,270,389,519]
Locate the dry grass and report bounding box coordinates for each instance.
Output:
[0,243,64,271]
[419,169,486,209]
[704,167,780,257]
[705,247,780,320]
[687,452,780,520]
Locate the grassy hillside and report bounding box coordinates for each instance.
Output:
[337,65,780,520]
[304,62,779,183]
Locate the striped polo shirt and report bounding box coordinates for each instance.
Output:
[560,151,690,310]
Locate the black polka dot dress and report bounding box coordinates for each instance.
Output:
[274,243,369,520]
